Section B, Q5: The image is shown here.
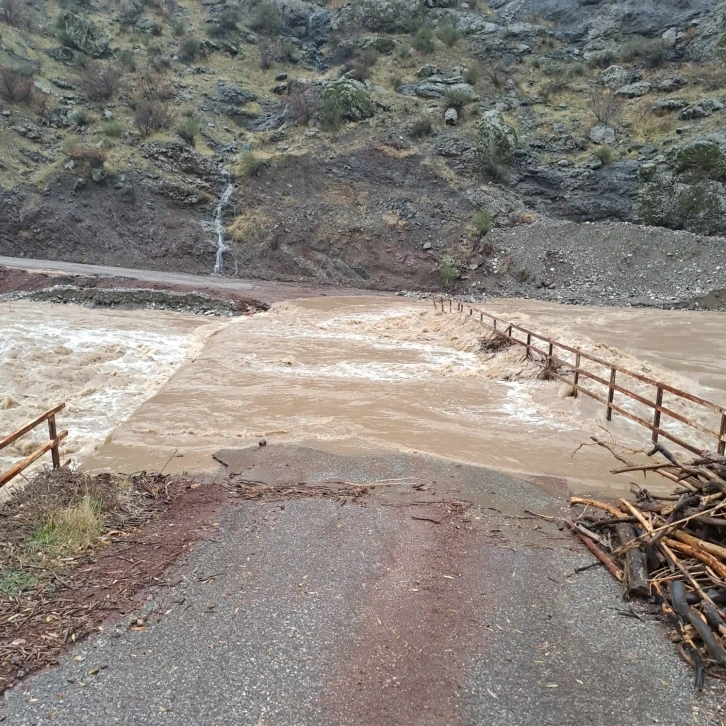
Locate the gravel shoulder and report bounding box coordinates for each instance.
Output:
[3,445,721,725]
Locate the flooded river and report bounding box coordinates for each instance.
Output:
[2,296,725,496]
[29,295,716,498]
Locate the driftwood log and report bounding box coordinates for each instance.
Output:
[615,523,649,597]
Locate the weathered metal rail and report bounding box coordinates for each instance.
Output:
[436,298,726,456]
[0,403,67,487]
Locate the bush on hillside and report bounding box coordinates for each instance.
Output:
[134,99,174,136]
[77,63,123,101]
[0,66,34,103]
[251,2,282,35]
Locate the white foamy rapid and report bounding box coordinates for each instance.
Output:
[0,301,222,491]
[213,170,235,275]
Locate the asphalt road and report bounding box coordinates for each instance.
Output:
[2,447,717,725]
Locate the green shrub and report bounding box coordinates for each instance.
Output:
[621,37,667,68]
[439,258,457,289]
[444,88,475,112]
[118,49,137,71]
[409,116,433,138]
[238,150,265,177]
[319,94,344,132]
[436,22,461,48]
[570,61,586,77]
[473,211,494,235]
[413,25,434,54]
[179,36,203,63]
[208,7,240,38]
[587,49,616,68]
[251,3,282,36]
[177,115,201,145]
[101,119,123,137]
[593,146,615,165]
[396,42,412,59]
[543,64,570,94]
[67,107,89,126]
[172,18,186,37]
[463,66,481,86]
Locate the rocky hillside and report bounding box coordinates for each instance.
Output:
[1,0,725,303]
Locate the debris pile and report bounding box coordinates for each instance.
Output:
[569,446,726,690]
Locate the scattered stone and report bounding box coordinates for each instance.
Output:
[586,155,603,170]
[415,63,440,79]
[275,73,288,82]
[72,178,86,191]
[91,168,105,183]
[656,99,690,111]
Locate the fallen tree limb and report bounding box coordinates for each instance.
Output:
[564,519,622,581]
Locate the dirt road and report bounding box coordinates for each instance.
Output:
[0,256,377,304]
[2,447,720,725]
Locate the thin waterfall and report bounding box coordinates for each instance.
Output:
[213,170,234,275]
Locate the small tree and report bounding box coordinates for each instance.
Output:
[589,88,621,125]
[134,100,174,136]
[251,3,282,35]
[77,64,123,102]
[289,83,319,126]
[484,65,508,91]
[319,95,343,132]
[1,0,24,27]
[473,211,494,236]
[439,258,457,290]
[0,67,34,103]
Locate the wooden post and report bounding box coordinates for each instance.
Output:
[547,341,553,362]
[493,319,497,332]
[47,414,61,469]
[526,333,531,359]
[606,367,617,421]
[469,307,472,316]
[449,299,452,312]
[652,386,663,444]
[480,312,483,322]
[573,354,580,398]
[719,412,726,455]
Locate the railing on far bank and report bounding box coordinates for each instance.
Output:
[435,298,726,457]
[0,403,68,487]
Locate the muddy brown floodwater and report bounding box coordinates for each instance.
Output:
[67,295,726,498]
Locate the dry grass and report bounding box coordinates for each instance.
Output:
[227,211,272,244]
[627,101,675,142]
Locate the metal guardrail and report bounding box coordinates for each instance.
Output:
[436,298,726,456]
[0,403,67,487]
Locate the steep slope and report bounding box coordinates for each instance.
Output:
[0,0,725,301]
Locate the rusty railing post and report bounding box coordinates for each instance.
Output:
[652,386,663,444]
[526,332,531,359]
[606,367,617,421]
[449,299,452,312]
[493,319,497,333]
[47,414,61,469]
[469,307,473,316]
[719,412,726,455]
[480,312,483,322]
[573,354,580,398]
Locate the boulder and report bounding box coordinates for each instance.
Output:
[589,124,616,145]
[444,107,458,125]
[57,12,110,58]
[600,65,629,90]
[680,99,723,120]
[321,79,375,121]
[477,110,518,160]
[662,27,677,48]
[656,76,687,92]
[398,79,479,102]
[656,99,689,111]
[416,63,441,79]
[140,141,218,188]
[615,81,652,98]
[334,0,419,33]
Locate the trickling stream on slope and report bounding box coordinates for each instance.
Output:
[213,170,235,275]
